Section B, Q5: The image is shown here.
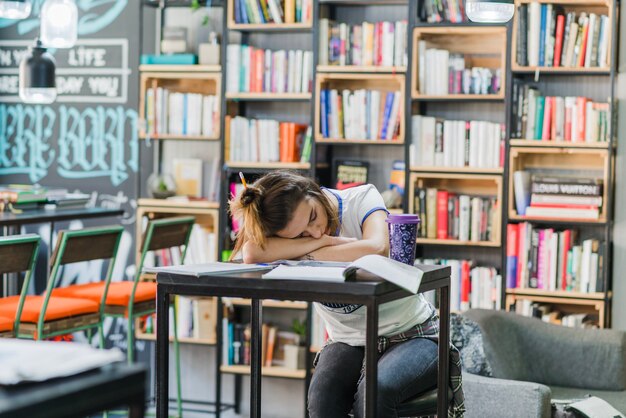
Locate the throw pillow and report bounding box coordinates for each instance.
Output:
[450,313,493,377]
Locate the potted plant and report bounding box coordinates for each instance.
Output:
[283,318,307,370]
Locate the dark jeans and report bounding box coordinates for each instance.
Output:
[308,338,438,418]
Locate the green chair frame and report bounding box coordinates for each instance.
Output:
[0,234,41,338]
[34,226,124,342]
[107,216,195,417]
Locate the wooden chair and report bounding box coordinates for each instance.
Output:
[0,226,124,342]
[53,216,195,417]
[0,234,40,338]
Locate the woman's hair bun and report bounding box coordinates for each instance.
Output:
[241,185,262,207]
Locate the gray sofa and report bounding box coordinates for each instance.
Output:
[461,309,626,418]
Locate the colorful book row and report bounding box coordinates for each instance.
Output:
[226,45,313,94]
[418,259,501,312]
[511,84,610,143]
[318,19,408,68]
[410,116,504,169]
[145,89,219,137]
[413,188,497,242]
[417,43,502,96]
[506,223,605,293]
[226,116,312,163]
[516,5,610,68]
[233,0,312,24]
[319,89,402,141]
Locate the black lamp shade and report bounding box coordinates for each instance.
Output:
[19,39,57,104]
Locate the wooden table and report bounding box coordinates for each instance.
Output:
[156,265,451,418]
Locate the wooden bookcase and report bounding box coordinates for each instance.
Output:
[503,0,617,327]
[139,67,222,141]
[220,297,312,380]
[507,147,610,223]
[408,172,503,247]
[510,0,614,74]
[226,0,313,32]
[134,198,220,345]
[314,72,406,143]
[411,26,507,100]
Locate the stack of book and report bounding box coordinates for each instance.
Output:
[413,188,497,243]
[417,42,501,95]
[510,84,610,143]
[516,4,610,68]
[512,301,599,328]
[318,19,408,67]
[514,171,603,220]
[419,0,467,23]
[145,88,219,137]
[226,116,312,163]
[226,45,313,94]
[506,223,605,293]
[410,116,504,169]
[418,259,501,311]
[233,0,312,25]
[319,89,402,140]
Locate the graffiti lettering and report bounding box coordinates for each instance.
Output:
[0,104,138,186]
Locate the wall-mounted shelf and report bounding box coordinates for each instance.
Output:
[220,365,306,379]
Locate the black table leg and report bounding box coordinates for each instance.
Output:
[156,286,169,418]
[365,300,378,418]
[129,394,146,418]
[251,299,263,418]
[437,281,450,418]
[216,297,223,418]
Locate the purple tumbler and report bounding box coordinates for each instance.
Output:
[386,214,420,265]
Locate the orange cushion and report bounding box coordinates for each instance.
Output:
[0,316,13,332]
[52,281,156,306]
[0,295,99,323]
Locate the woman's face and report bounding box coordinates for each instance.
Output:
[276,197,329,239]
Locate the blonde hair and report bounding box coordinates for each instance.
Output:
[229,171,339,259]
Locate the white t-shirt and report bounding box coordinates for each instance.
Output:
[315,185,433,346]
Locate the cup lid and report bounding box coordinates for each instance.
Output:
[385,213,420,224]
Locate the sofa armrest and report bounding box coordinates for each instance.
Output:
[463,373,552,418]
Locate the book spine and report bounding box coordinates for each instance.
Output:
[506,223,519,288]
[437,190,449,239]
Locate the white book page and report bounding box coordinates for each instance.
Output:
[345,254,424,294]
[143,262,269,276]
[262,265,346,282]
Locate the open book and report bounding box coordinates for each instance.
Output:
[143,262,270,277]
[262,255,424,294]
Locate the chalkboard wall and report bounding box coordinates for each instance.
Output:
[0,0,149,352]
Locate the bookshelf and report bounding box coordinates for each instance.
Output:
[138,0,619,355]
[139,70,222,141]
[314,72,406,142]
[411,26,507,100]
[510,0,614,73]
[503,0,617,328]
[408,172,503,247]
[135,199,220,345]
[405,0,508,312]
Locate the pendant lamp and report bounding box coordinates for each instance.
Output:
[19,39,57,104]
[0,0,31,19]
[466,0,514,23]
[40,0,77,48]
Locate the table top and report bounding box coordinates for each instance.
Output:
[157,264,451,304]
[0,362,146,418]
[0,207,124,226]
